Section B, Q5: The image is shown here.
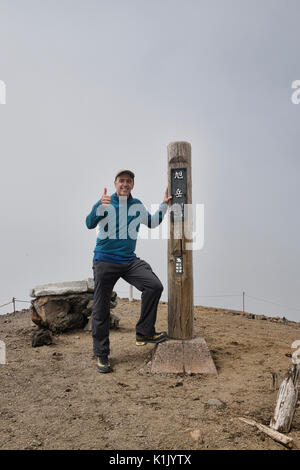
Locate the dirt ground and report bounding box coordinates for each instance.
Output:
[0,299,299,450]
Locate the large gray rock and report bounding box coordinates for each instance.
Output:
[30,279,95,297]
[31,295,88,332]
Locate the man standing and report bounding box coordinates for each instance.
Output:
[86,170,172,373]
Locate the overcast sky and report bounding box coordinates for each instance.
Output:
[0,0,299,321]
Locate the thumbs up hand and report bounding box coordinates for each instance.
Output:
[163,187,173,205]
[101,187,111,207]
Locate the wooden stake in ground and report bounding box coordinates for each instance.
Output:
[238,417,294,448]
[270,363,299,433]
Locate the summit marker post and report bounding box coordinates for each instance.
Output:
[151,141,217,375]
[167,141,194,339]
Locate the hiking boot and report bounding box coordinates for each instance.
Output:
[136,331,168,346]
[96,355,113,373]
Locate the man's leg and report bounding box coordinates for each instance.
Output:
[121,258,164,336]
[92,261,120,358]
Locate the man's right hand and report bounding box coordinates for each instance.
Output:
[101,188,111,207]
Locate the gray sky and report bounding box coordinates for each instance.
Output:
[0,0,299,320]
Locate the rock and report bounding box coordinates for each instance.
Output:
[206,398,226,408]
[175,379,184,387]
[184,428,202,442]
[31,296,85,332]
[85,295,117,313]
[83,319,91,331]
[30,280,90,297]
[84,313,120,332]
[87,278,94,292]
[110,313,120,328]
[32,330,52,347]
[31,291,118,333]
[30,278,96,297]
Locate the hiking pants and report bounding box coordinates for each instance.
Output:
[92,258,164,357]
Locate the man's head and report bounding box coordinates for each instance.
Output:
[114,170,135,197]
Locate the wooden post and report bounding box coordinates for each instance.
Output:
[129,285,133,302]
[167,141,194,339]
[151,141,217,375]
[270,363,299,433]
[12,297,16,313]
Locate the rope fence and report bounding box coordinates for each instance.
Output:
[1,291,299,317]
[0,297,31,313]
[118,289,300,316]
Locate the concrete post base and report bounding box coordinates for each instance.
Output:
[151,335,217,375]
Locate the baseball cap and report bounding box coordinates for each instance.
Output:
[115,169,135,180]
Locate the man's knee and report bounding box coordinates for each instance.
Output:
[150,279,164,294]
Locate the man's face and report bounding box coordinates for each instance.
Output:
[114,173,134,197]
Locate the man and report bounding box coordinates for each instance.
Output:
[86,170,172,373]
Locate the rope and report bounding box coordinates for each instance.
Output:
[194,294,241,298]
[0,301,13,309]
[0,299,31,310]
[245,294,300,313]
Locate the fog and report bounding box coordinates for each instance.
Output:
[0,0,299,321]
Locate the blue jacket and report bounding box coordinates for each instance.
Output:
[86,192,167,258]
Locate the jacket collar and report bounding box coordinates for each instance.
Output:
[111,192,133,202]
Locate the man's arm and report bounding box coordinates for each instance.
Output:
[142,187,172,228]
[144,202,168,228]
[86,188,111,229]
[85,200,102,229]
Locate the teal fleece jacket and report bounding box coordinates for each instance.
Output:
[86,192,168,258]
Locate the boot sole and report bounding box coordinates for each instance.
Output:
[136,336,168,346]
[96,365,113,373]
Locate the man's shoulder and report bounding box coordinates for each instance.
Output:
[130,197,144,205]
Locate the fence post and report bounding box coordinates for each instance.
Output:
[129,285,133,302]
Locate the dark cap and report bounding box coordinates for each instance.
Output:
[115,169,135,180]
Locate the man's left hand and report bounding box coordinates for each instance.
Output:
[164,187,173,204]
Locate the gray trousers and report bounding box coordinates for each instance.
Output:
[92,257,164,357]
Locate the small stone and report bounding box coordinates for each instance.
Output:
[52,351,62,356]
[206,398,226,408]
[32,330,52,347]
[174,378,184,387]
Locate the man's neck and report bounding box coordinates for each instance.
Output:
[116,192,131,198]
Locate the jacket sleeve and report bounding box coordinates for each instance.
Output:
[85,200,106,229]
[142,202,168,228]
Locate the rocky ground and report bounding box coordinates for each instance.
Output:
[0,299,299,450]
